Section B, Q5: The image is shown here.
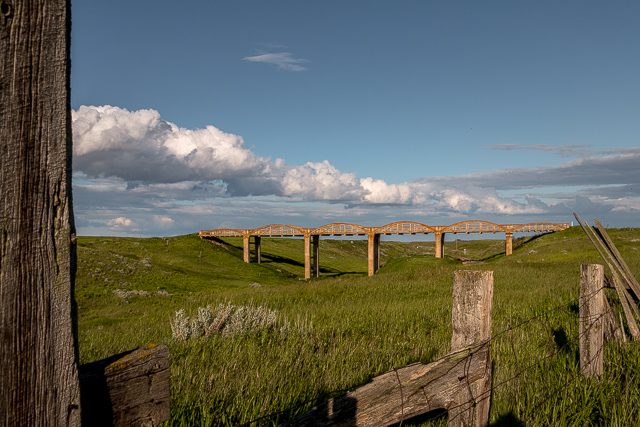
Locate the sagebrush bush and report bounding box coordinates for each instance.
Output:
[170,302,304,341]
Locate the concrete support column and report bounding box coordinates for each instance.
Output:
[374,234,381,272]
[367,233,381,276]
[312,235,320,278]
[243,235,250,263]
[304,234,311,279]
[435,232,445,258]
[253,236,262,263]
[505,232,513,256]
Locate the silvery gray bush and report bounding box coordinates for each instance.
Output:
[171,302,302,341]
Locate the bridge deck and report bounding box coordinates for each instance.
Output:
[199,220,570,279]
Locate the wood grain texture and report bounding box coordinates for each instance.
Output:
[0,1,80,425]
[79,344,171,427]
[580,264,604,378]
[280,342,491,427]
[281,270,494,427]
[450,271,493,427]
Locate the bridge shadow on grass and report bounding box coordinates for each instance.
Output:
[258,255,366,277]
[259,254,305,268]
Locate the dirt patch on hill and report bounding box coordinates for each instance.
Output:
[455,257,485,265]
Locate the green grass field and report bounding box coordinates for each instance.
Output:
[76,227,640,426]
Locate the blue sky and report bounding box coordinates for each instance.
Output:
[70,1,640,237]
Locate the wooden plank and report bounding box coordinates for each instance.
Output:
[593,220,640,298]
[79,344,170,427]
[281,270,493,427]
[603,296,622,343]
[574,214,640,340]
[279,342,491,427]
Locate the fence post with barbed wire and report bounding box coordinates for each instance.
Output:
[579,264,604,379]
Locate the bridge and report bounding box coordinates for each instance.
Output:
[199,220,570,279]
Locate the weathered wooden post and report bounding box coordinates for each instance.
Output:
[1,1,81,425]
[579,264,604,378]
[449,270,493,427]
[0,2,171,425]
[279,270,493,427]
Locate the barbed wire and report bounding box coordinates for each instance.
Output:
[234,283,617,426]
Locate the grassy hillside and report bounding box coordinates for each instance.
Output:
[76,227,640,426]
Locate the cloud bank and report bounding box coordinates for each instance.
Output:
[72,106,640,236]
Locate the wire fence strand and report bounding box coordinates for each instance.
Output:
[235,283,616,426]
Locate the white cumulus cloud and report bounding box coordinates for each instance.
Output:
[73,105,269,183]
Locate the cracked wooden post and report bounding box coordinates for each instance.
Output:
[449,270,493,427]
[1,1,82,424]
[505,232,513,256]
[580,264,604,379]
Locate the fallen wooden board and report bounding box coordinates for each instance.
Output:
[574,214,640,340]
[279,341,491,427]
[594,220,640,298]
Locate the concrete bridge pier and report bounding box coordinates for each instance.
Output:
[242,235,262,263]
[304,234,311,279]
[303,234,320,279]
[243,235,251,263]
[367,233,381,276]
[312,235,320,278]
[435,232,445,258]
[505,232,513,256]
[253,236,262,263]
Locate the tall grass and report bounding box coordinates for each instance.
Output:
[75,227,640,426]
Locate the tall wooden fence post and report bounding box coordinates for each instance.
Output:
[449,270,493,427]
[580,264,604,379]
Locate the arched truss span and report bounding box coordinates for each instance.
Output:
[199,228,245,238]
[253,224,307,237]
[508,222,570,233]
[375,221,436,235]
[311,222,369,236]
[201,219,571,279]
[442,220,505,234]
